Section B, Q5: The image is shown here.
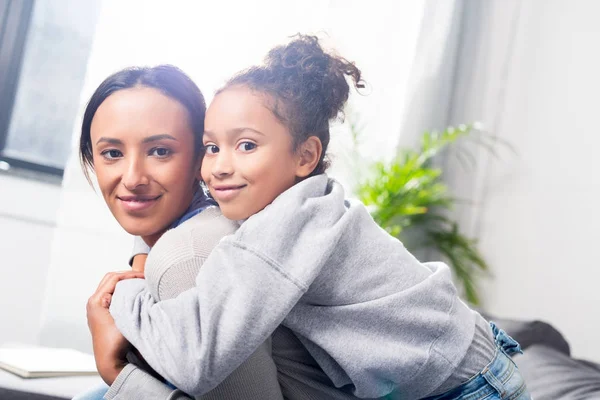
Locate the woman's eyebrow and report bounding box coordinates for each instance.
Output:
[96,137,122,145]
[142,134,178,143]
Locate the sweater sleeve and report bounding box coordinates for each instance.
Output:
[105,364,192,400]
[129,236,150,266]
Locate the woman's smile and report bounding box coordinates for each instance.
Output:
[117,194,163,213]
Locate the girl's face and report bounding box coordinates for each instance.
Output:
[202,86,303,220]
[90,87,201,246]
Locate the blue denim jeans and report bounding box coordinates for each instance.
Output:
[424,322,531,400]
[71,383,108,400]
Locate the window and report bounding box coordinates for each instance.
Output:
[0,0,101,177]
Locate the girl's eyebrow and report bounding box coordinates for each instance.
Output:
[204,128,265,138]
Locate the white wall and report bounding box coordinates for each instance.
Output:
[38,0,426,352]
[444,0,600,361]
[0,174,61,346]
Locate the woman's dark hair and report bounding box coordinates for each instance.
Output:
[79,65,206,182]
[220,34,364,177]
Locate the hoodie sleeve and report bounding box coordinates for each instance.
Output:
[110,239,306,396]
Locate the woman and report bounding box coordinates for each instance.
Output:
[76,64,282,399]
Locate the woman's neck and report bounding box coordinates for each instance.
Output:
[142,230,165,248]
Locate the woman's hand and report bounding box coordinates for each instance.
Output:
[87,271,144,385]
[131,254,148,273]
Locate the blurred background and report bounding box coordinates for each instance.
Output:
[0,0,598,368]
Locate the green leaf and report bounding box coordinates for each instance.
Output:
[354,122,505,304]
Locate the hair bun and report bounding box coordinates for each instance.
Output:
[264,34,363,122]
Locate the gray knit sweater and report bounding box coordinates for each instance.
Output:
[110,175,495,399]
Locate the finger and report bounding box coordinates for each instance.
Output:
[97,270,144,290]
[101,293,112,308]
[95,271,144,296]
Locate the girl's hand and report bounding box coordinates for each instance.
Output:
[87,271,144,385]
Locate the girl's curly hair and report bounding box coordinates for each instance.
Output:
[220,34,364,176]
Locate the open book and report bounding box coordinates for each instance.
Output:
[0,347,98,378]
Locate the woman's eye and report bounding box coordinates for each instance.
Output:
[204,144,219,154]
[150,147,171,158]
[238,142,257,152]
[101,149,123,160]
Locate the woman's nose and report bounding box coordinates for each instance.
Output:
[122,156,149,189]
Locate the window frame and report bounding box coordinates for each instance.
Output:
[0,0,64,177]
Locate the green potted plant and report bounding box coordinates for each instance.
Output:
[355,123,507,305]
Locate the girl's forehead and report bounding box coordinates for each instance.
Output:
[208,87,276,121]
[205,87,292,140]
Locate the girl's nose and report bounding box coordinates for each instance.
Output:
[211,151,234,178]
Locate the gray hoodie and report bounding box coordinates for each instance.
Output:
[110,174,494,399]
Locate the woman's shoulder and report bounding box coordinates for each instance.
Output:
[152,206,238,260]
[145,207,239,300]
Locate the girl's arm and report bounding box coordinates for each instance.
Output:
[110,208,289,397]
[108,218,310,395]
[109,177,343,396]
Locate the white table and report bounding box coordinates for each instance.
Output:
[0,367,104,398]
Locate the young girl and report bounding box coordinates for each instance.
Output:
[107,36,531,399]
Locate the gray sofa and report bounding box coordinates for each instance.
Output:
[484,314,600,400]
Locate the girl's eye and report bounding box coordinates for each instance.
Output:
[101,149,123,160]
[149,147,171,158]
[238,142,257,152]
[204,144,219,154]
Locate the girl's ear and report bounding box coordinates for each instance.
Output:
[295,136,323,178]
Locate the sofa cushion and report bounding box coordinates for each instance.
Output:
[514,345,600,400]
[479,312,571,355]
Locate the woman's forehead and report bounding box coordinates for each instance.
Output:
[90,87,193,142]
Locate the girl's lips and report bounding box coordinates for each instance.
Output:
[118,195,162,212]
[211,185,246,202]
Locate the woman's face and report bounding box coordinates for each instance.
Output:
[90,87,201,246]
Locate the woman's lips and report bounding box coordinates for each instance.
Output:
[118,195,162,212]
